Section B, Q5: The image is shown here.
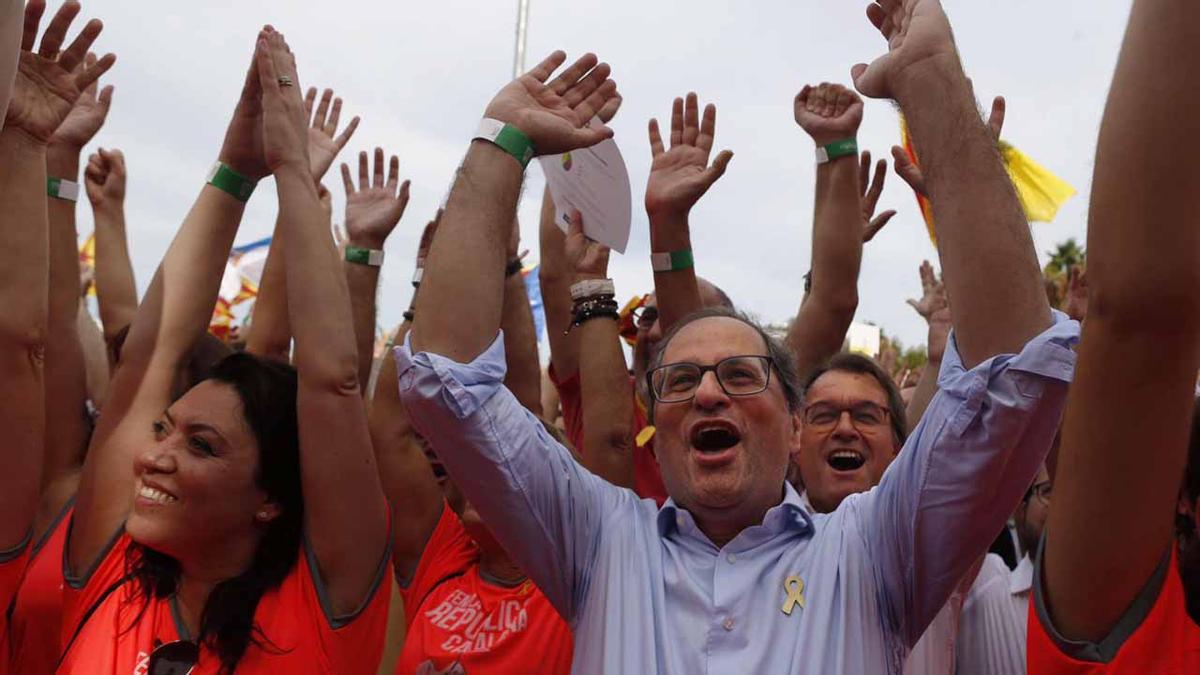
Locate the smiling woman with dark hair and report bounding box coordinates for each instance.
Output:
[57,29,390,675]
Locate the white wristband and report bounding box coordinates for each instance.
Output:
[48,177,80,202]
[570,278,615,300]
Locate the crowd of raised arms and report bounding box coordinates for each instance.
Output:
[0,0,1196,673]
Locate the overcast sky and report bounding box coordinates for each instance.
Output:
[74,0,1130,348]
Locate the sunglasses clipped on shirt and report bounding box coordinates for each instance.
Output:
[149,639,199,675]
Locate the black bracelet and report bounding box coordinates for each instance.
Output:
[565,308,620,334]
[505,259,523,277]
[803,271,813,293]
[403,309,415,323]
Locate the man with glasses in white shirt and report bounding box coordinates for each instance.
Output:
[399,1,1080,670]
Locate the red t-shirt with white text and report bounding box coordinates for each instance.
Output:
[396,505,573,674]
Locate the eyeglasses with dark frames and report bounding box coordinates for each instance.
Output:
[801,401,891,432]
[648,355,775,404]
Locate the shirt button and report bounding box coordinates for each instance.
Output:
[677,515,686,527]
[723,617,734,631]
[726,553,737,564]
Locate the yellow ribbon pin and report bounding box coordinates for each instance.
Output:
[781,576,805,616]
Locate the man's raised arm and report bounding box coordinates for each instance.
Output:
[848,0,1077,648]
[854,1,1050,368]
[787,82,895,380]
[400,52,623,620]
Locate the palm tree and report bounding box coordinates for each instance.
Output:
[1045,238,1085,277]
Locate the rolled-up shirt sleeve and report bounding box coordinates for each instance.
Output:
[396,332,627,622]
[856,311,1079,648]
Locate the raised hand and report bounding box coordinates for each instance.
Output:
[50,52,112,148]
[83,146,124,208]
[218,33,270,180]
[564,210,610,281]
[859,150,896,242]
[341,147,411,249]
[484,51,620,156]
[851,0,959,101]
[793,82,863,147]
[254,27,309,175]
[906,259,945,319]
[6,0,115,143]
[906,260,951,362]
[304,87,359,181]
[1063,265,1088,323]
[645,93,734,220]
[892,96,1005,197]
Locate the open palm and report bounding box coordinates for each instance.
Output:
[484,51,620,156]
[52,62,113,148]
[304,87,359,181]
[7,2,114,142]
[342,148,410,249]
[645,93,733,219]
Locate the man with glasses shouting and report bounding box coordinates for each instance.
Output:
[400,1,1080,670]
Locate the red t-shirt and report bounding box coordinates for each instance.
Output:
[549,365,666,505]
[8,504,73,675]
[56,525,391,674]
[397,504,573,674]
[1,536,32,675]
[1028,549,1200,674]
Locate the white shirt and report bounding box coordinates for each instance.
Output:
[955,553,1032,674]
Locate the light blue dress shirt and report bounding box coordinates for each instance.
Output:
[396,313,1078,674]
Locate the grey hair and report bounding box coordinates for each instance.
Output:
[646,307,802,422]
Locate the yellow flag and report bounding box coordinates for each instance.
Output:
[900,120,1076,244]
[1000,142,1077,223]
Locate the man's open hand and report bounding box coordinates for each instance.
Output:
[6,0,115,143]
[644,93,733,221]
[50,53,112,149]
[341,147,410,249]
[304,87,359,181]
[484,51,620,156]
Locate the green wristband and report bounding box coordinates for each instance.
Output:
[47,177,80,202]
[206,162,258,202]
[475,118,535,169]
[650,249,695,273]
[816,138,858,164]
[345,246,385,267]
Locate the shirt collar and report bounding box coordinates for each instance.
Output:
[1010,553,1034,595]
[656,482,812,542]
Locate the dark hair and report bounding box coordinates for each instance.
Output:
[109,326,233,401]
[646,307,801,422]
[802,353,908,445]
[126,352,302,674]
